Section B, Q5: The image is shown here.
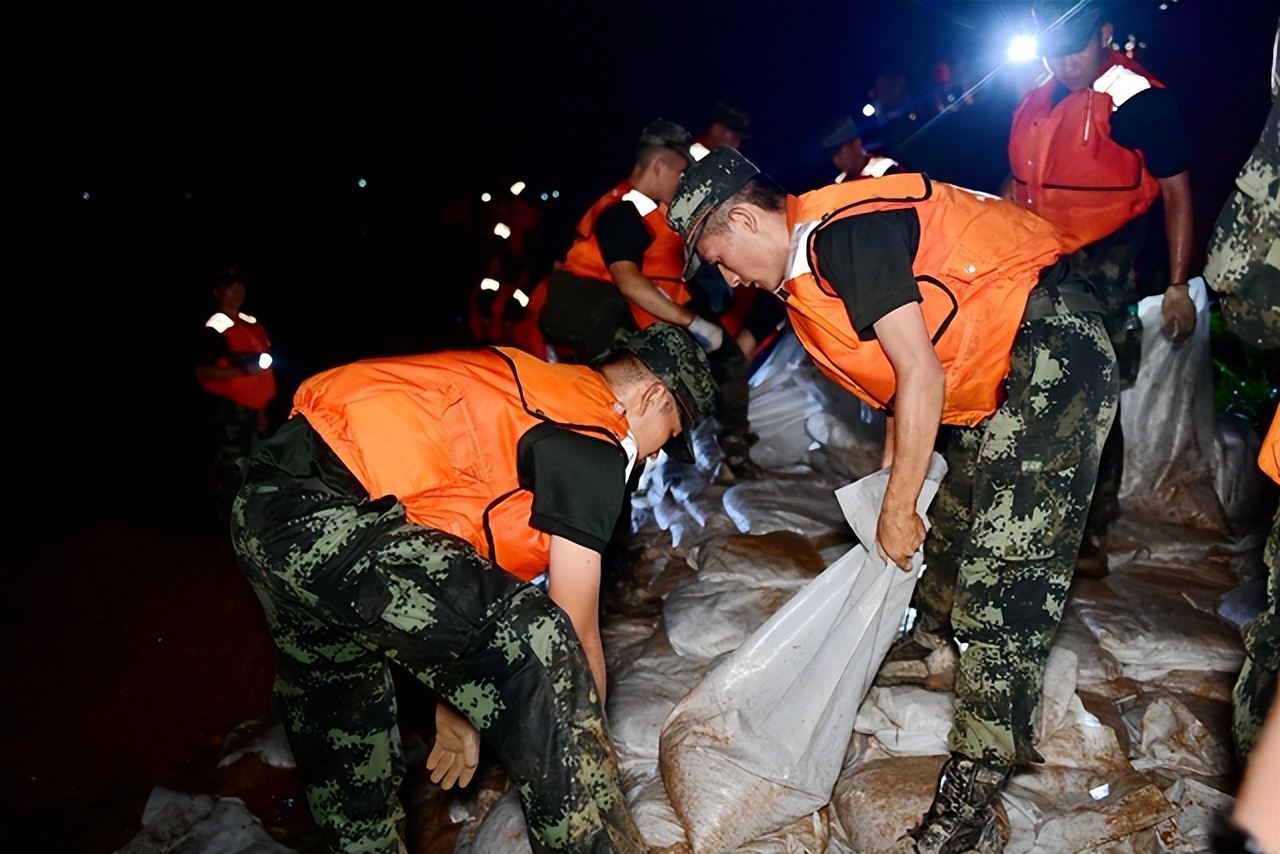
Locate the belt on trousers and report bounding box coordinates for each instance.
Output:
[1020,265,1105,323]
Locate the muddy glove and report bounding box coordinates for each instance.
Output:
[687,314,725,352]
[426,702,479,789]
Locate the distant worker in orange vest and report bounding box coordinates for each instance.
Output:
[822,115,903,184]
[514,118,762,480]
[194,265,276,520]
[1002,0,1199,578]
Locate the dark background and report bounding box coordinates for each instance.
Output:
[5,2,1279,850]
[14,0,1279,543]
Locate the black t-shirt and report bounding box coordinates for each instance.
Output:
[594,201,654,267]
[194,325,231,366]
[810,208,923,340]
[1051,80,1189,178]
[517,422,629,553]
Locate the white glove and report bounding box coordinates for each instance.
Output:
[687,315,724,352]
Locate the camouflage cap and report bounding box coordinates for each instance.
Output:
[1033,0,1102,58]
[638,118,694,165]
[666,146,762,279]
[619,322,715,461]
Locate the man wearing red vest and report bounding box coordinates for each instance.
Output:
[512,119,761,481]
[231,323,714,854]
[1003,0,1198,577]
[668,147,1118,854]
[194,265,276,519]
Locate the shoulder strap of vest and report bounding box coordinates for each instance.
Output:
[490,347,622,447]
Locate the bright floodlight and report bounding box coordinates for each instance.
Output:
[861,103,876,117]
[493,222,512,239]
[509,181,526,195]
[258,353,274,370]
[1007,34,1039,63]
[480,277,500,292]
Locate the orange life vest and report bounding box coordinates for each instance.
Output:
[779,173,1064,427]
[1007,52,1164,254]
[199,312,276,411]
[1261,414,1280,486]
[560,180,690,329]
[291,348,632,581]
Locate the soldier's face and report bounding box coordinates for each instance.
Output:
[1044,24,1112,92]
[696,211,786,291]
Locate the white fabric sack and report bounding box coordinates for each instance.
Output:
[658,454,948,854]
[1119,277,1231,533]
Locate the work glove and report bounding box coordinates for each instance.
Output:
[687,314,725,352]
[426,702,480,789]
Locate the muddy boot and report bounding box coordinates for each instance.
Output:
[714,432,764,483]
[1074,530,1109,579]
[877,612,960,691]
[891,753,1012,854]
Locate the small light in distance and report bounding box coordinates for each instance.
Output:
[509,180,526,195]
[551,190,560,198]
[512,289,529,308]
[258,353,274,370]
[82,192,91,200]
[540,192,549,201]
[480,277,500,292]
[357,178,367,188]
[1007,34,1039,63]
[493,222,512,239]
[861,103,876,117]
[481,192,492,203]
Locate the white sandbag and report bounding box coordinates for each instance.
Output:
[658,455,947,854]
[721,478,849,539]
[1119,277,1231,534]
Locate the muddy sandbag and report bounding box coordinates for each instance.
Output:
[658,457,945,854]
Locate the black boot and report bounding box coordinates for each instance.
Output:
[891,753,1012,854]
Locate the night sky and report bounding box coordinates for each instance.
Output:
[20,0,1279,540]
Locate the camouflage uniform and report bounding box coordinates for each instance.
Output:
[913,300,1119,766]
[210,396,260,518]
[231,417,646,854]
[1232,505,1280,762]
[1205,90,1280,765]
[1204,97,1280,352]
[1068,216,1146,552]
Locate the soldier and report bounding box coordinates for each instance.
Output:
[231,323,714,854]
[512,119,761,481]
[1002,0,1199,577]
[1207,22,1279,770]
[668,147,1117,854]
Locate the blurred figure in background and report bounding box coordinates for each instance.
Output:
[822,115,903,184]
[193,264,276,521]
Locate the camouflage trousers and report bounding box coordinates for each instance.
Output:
[1232,504,1280,763]
[211,396,261,519]
[1067,226,1144,541]
[230,417,645,854]
[1204,119,1280,351]
[913,308,1119,766]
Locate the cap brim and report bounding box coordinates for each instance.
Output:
[1038,28,1093,57]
